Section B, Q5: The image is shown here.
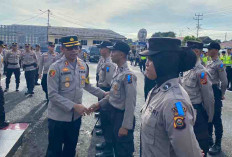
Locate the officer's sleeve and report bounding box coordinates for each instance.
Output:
[121,74,137,130]
[99,94,110,109]
[38,55,44,75]
[217,64,228,96]
[84,63,105,98]
[197,71,215,122]
[33,53,38,64]
[47,64,76,112]
[163,100,202,157]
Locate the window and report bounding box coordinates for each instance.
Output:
[81,40,87,45]
[93,40,102,45]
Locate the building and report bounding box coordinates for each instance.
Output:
[0,24,126,47]
[220,40,232,49]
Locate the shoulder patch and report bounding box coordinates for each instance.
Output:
[127,74,132,84]
[219,63,224,72]
[200,72,207,85]
[65,61,69,66]
[49,69,56,78]
[175,102,185,116]
[106,66,110,72]
[173,102,186,130]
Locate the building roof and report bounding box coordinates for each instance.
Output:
[49,26,126,40]
[220,41,232,49]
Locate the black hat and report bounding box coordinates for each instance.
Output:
[96,41,112,48]
[60,36,80,48]
[48,42,55,47]
[107,41,130,54]
[35,44,40,47]
[25,43,30,47]
[208,41,220,50]
[12,42,18,46]
[187,41,203,50]
[0,41,4,47]
[140,37,181,56]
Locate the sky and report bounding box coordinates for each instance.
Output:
[0,0,232,41]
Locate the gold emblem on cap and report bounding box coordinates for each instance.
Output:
[65,82,70,87]
[70,38,74,42]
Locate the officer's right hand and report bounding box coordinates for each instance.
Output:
[88,103,100,113]
[73,104,88,116]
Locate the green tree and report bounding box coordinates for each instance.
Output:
[182,36,201,45]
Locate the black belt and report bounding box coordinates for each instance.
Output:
[24,63,37,67]
[8,62,18,65]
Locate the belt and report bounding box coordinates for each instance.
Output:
[24,63,36,67]
[8,62,18,65]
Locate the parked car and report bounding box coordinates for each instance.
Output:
[89,46,100,62]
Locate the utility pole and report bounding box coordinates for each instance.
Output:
[47,9,50,43]
[193,13,203,38]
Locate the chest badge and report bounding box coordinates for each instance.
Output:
[65,82,70,88]
[113,84,118,94]
[65,77,70,81]
[62,67,69,72]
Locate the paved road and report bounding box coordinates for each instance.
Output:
[1,62,232,157]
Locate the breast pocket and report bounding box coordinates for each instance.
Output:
[141,106,159,144]
[110,81,121,98]
[60,75,73,91]
[185,76,197,88]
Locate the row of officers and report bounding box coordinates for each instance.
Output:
[0,35,228,157]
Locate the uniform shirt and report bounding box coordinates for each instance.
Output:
[96,57,104,75]
[206,58,228,96]
[47,56,105,122]
[141,78,202,157]
[39,51,58,75]
[99,62,137,130]
[35,50,42,64]
[0,53,3,75]
[181,59,215,122]
[98,57,116,88]
[4,50,21,69]
[21,51,38,71]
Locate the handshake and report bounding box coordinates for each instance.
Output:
[73,103,100,116]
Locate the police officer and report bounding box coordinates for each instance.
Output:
[207,42,228,155]
[46,36,106,157]
[89,41,137,157]
[0,41,9,129]
[35,44,41,85]
[140,37,202,157]
[225,48,232,90]
[4,43,21,92]
[21,44,38,96]
[95,41,116,154]
[202,51,209,67]
[39,42,58,102]
[181,41,215,156]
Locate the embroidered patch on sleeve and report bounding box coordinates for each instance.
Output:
[200,72,207,85]
[49,70,56,78]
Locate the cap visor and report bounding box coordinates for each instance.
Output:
[107,46,115,50]
[139,50,160,56]
[96,44,102,48]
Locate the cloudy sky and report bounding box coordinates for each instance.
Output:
[1,0,232,41]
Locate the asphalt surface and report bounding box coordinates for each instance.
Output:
[1,62,232,157]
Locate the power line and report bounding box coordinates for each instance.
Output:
[194,13,203,38]
[13,11,47,25]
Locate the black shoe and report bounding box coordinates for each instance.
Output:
[96,130,103,136]
[95,123,102,129]
[35,83,40,85]
[25,91,30,95]
[209,144,221,155]
[4,88,9,92]
[96,142,106,150]
[28,94,33,97]
[95,112,100,118]
[16,88,19,92]
[95,151,114,157]
[0,121,10,129]
[209,137,214,147]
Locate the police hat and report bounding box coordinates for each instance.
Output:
[208,41,220,50]
[60,36,80,48]
[48,42,55,47]
[140,37,182,56]
[96,41,112,48]
[12,42,18,46]
[187,41,203,50]
[25,43,30,47]
[0,41,4,47]
[107,41,130,54]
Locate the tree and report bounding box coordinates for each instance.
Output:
[182,35,201,45]
[152,31,176,38]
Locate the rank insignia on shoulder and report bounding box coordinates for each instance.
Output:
[49,70,56,78]
[106,66,110,72]
[200,72,207,85]
[127,74,132,84]
[163,83,171,90]
[174,116,186,129]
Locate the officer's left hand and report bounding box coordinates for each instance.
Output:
[88,103,100,113]
[118,127,128,137]
[104,92,109,96]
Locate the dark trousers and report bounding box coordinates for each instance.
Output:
[208,85,223,143]
[5,68,20,89]
[41,74,48,100]
[100,105,135,157]
[35,68,39,84]
[0,86,6,124]
[3,63,7,75]
[226,66,232,88]
[193,104,209,156]
[25,70,36,93]
[46,118,82,157]
[139,60,146,72]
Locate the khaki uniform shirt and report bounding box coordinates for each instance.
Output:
[47,56,105,122]
[21,51,38,71]
[99,62,137,130]
[96,57,104,76]
[35,50,42,64]
[206,58,228,96]
[141,78,202,157]
[182,60,215,122]
[39,51,58,75]
[4,50,21,69]
[98,57,116,88]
